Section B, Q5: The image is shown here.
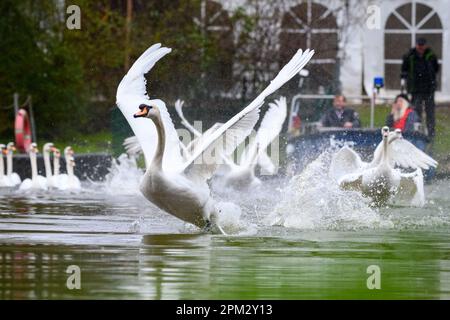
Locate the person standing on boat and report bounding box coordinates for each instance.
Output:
[386,94,420,133]
[320,95,361,128]
[401,38,439,138]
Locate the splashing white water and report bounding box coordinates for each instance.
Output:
[267,152,387,230]
[102,153,143,195]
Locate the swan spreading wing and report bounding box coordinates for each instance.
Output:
[387,137,437,170]
[174,99,202,137]
[241,96,287,170]
[183,49,315,180]
[116,44,184,171]
[123,136,141,156]
[393,169,425,207]
[329,146,367,183]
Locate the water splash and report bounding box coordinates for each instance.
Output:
[101,154,143,195]
[267,152,385,230]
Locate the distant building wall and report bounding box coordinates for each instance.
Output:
[208,0,449,102]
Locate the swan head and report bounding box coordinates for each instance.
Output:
[133,103,159,120]
[53,148,61,158]
[6,142,16,154]
[381,126,389,138]
[64,146,76,167]
[43,142,57,153]
[28,143,39,154]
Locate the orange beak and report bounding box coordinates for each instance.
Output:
[134,105,150,118]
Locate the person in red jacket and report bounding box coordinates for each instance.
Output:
[386,94,420,133]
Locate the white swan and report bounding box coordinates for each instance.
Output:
[43,142,58,188]
[57,146,81,190]
[330,127,437,206]
[173,97,287,190]
[5,142,21,186]
[116,43,313,232]
[19,143,48,191]
[219,97,288,189]
[51,147,63,189]
[0,144,14,187]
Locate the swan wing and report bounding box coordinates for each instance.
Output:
[116,44,184,171]
[182,48,314,180]
[242,96,287,168]
[392,169,425,207]
[123,136,142,156]
[174,99,202,137]
[388,138,438,170]
[339,172,363,192]
[330,146,366,183]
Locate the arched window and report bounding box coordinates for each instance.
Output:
[193,0,234,92]
[384,1,443,90]
[280,1,338,93]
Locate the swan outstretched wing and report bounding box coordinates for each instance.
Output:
[388,138,438,170]
[330,146,366,183]
[392,169,425,207]
[116,44,184,171]
[174,99,202,137]
[182,48,314,180]
[123,136,142,156]
[241,96,287,168]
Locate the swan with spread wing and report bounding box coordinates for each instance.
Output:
[171,97,287,190]
[116,43,313,233]
[219,96,287,189]
[330,127,437,206]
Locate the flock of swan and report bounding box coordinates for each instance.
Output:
[0,142,80,191]
[115,43,439,234]
[1,43,439,235]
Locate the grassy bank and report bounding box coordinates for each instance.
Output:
[37,131,112,154]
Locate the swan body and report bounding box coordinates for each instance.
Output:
[19,143,48,191]
[116,43,313,232]
[57,146,81,190]
[330,127,437,206]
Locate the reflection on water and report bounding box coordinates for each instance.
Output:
[0,169,449,299]
[1,232,449,299]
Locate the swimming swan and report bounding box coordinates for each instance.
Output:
[57,146,81,190]
[5,142,21,186]
[0,144,14,187]
[330,127,437,206]
[19,143,48,191]
[116,43,313,232]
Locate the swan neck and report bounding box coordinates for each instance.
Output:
[30,152,38,180]
[151,115,165,170]
[381,137,389,164]
[53,157,60,176]
[43,150,52,178]
[0,153,4,178]
[65,156,74,177]
[6,152,12,176]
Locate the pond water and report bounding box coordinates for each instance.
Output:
[0,156,449,299]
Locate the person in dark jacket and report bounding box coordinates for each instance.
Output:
[401,38,439,138]
[320,95,361,128]
[386,94,420,133]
